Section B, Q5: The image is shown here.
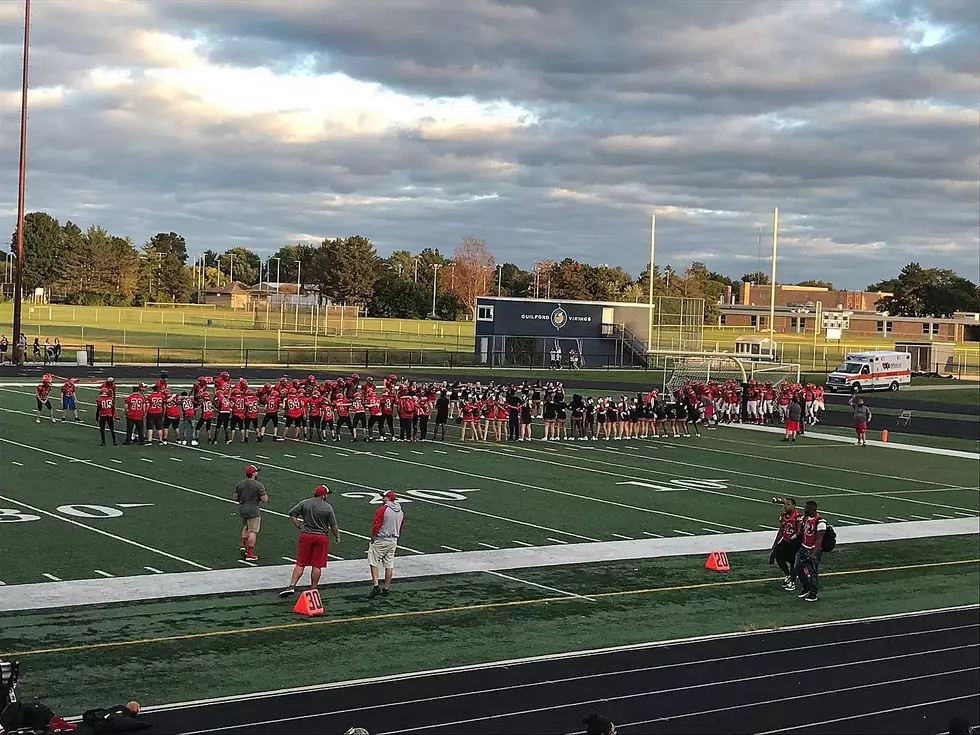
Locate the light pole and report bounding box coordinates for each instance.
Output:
[413,256,420,283]
[430,263,441,318]
[496,263,503,297]
[294,259,302,331]
[11,0,31,364]
[268,257,281,292]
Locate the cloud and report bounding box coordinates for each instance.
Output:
[0,0,977,290]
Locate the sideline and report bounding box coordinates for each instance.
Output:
[2,560,977,658]
[728,423,979,460]
[0,516,976,613]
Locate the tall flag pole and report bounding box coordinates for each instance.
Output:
[768,207,779,349]
[12,0,32,365]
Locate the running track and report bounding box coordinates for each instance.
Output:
[142,607,980,734]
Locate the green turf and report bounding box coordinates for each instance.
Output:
[0,383,976,584]
[1,536,976,715]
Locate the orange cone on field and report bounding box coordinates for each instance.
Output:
[881,430,888,442]
[293,589,324,616]
[704,550,730,572]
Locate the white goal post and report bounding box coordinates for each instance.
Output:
[653,351,801,390]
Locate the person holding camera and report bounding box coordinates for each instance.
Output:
[770,497,802,590]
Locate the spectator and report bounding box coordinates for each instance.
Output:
[53,337,62,362]
[582,711,616,735]
[0,334,8,364]
[32,337,40,362]
[368,491,405,598]
[793,500,826,603]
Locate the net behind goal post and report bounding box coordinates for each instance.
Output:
[656,352,801,390]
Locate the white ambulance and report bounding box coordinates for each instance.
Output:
[825,350,912,393]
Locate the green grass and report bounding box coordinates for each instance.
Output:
[0,380,977,713]
[1,537,976,714]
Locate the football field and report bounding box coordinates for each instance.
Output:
[0,380,978,585]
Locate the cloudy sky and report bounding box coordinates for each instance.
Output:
[1,0,978,289]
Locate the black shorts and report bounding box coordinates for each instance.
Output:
[352,413,366,428]
[285,416,306,428]
[231,416,244,430]
[147,413,164,431]
[773,538,802,564]
[216,413,230,427]
[36,398,52,411]
[262,413,279,428]
[336,415,353,430]
[166,417,180,430]
[246,416,258,429]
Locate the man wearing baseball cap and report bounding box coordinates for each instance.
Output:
[233,465,268,562]
[279,485,341,598]
[368,490,405,598]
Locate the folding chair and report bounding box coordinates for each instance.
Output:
[897,410,912,427]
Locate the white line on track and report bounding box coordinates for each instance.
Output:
[910,514,931,520]
[758,524,773,530]
[11,461,23,466]
[933,513,955,519]
[441,545,462,553]
[611,533,633,540]
[283,454,297,458]
[328,554,342,561]
[310,454,323,458]
[44,460,57,466]
[94,570,114,578]
[511,540,535,547]
[411,451,424,455]
[434,450,448,455]
[702,528,724,534]
[140,458,153,463]
[835,518,857,525]
[457,449,471,454]
[546,537,568,544]
[484,570,594,602]
[110,459,122,464]
[200,457,211,461]
[478,542,499,550]
[42,573,62,582]
[674,529,695,536]
[144,567,164,574]
[955,511,977,517]
[886,516,906,522]
[336,453,351,458]
[385,451,399,456]
[642,531,663,538]
[256,455,270,459]
[0,488,212,571]
[170,457,183,462]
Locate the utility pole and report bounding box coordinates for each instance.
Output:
[11,0,31,364]
[496,263,503,297]
[431,263,441,317]
[294,259,302,331]
[768,207,779,347]
[414,256,420,283]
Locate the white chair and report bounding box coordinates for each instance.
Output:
[897,410,912,427]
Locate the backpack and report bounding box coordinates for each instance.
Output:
[821,525,837,552]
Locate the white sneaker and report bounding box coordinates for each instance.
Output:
[191,440,199,446]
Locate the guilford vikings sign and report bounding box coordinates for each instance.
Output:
[519,303,592,331]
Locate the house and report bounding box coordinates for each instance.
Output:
[198,282,250,309]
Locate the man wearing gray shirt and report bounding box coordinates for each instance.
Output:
[234,465,268,561]
[851,397,872,446]
[279,485,341,598]
[783,399,803,442]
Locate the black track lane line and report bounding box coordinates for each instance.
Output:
[143,608,980,735]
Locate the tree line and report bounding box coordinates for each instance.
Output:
[6,212,978,319]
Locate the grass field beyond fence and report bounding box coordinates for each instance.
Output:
[2,303,978,374]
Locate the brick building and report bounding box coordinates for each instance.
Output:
[739,283,891,311]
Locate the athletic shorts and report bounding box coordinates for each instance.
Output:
[296,532,329,568]
[231,416,244,430]
[148,413,164,431]
[166,417,180,430]
[241,516,261,533]
[262,413,278,428]
[367,538,398,569]
[36,398,52,411]
[785,419,800,432]
[854,421,867,433]
[62,396,76,411]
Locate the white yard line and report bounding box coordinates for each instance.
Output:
[441,545,462,553]
[238,560,257,567]
[484,570,594,602]
[0,489,212,572]
[11,461,23,466]
[511,540,535,547]
[478,542,500,550]
[281,557,297,564]
[110,459,123,464]
[674,529,695,536]
[93,570,114,578]
[546,537,568,544]
[886,516,907,522]
[611,533,634,540]
[328,554,342,561]
[44,460,57,466]
[702,528,724,534]
[42,573,62,582]
[310,454,323,458]
[910,514,931,520]
[434,450,449,455]
[144,567,165,574]
[643,531,664,538]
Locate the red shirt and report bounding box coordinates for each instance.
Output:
[245,395,259,419]
[380,396,393,415]
[218,395,232,414]
[264,395,279,414]
[801,513,825,549]
[181,396,195,417]
[398,395,416,419]
[367,397,381,416]
[201,397,215,420]
[308,397,322,417]
[416,398,431,417]
[779,509,801,542]
[351,397,365,414]
[165,398,181,419]
[125,393,146,419]
[285,396,304,419]
[334,397,350,418]
[232,396,246,419]
[97,395,116,418]
[61,381,76,398]
[147,391,165,415]
[36,383,51,402]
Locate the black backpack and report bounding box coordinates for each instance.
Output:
[822,525,837,552]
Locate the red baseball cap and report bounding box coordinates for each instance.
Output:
[244,465,258,477]
[383,490,396,501]
[314,484,329,496]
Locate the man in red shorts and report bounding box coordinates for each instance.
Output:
[279,485,341,598]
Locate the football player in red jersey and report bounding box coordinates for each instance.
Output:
[124,385,147,445]
[35,375,55,423]
[96,387,119,446]
[60,377,82,422]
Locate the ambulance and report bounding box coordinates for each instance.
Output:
[825,350,912,393]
